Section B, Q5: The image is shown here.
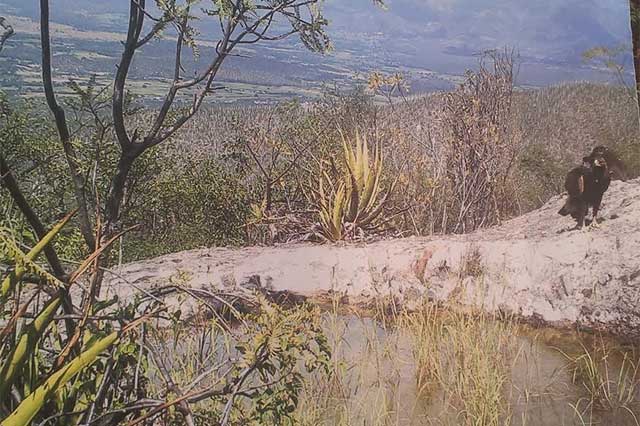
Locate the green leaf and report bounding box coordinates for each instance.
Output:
[0,297,62,402]
[1,330,119,426]
[1,210,75,299]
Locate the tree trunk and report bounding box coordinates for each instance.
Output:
[631,0,640,123]
[40,0,96,250]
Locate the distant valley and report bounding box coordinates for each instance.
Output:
[0,0,635,104]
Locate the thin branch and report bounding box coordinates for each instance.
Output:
[0,153,65,277]
[83,355,115,425]
[134,0,172,48]
[0,16,15,54]
[146,9,189,142]
[147,346,196,426]
[220,349,265,426]
[39,0,96,249]
[113,0,146,151]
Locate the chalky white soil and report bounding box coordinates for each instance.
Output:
[105,179,640,338]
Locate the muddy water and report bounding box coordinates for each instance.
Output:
[150,312,639,425]
[323,316,640,426]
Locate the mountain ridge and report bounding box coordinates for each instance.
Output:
[0,0,634,103]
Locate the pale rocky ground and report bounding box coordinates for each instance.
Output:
[105,178,640,339]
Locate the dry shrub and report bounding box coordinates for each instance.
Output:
[130,63,638,248]
[440,49,522,233]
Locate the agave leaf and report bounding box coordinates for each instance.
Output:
[345,161,360,223]
[331,184,346,240]
[321,169,336,194]
[318,181,342,241]
[318,172,326,201]
[319,201,331,227]
[359,180,396,228]
[0,296,62,401]
[314,132,393,240]
[342,137,356,178]
[350,134,360,186]
[364,144,384,213]
[0,235,62,300]
[0,292,38,349]
[359,142,379,213]
[1,330,119,426]
[357,133,369,187]
[1,210,75,298]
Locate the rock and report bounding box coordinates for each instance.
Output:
[104,179,640,339]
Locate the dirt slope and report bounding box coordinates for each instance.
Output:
[105,179,640,338]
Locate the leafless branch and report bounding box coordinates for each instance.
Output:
[0,16,14,54]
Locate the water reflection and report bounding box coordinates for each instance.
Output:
[316,315,640,426]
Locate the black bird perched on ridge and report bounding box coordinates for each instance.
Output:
[558,150,611,229]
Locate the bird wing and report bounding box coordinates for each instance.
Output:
[565,168,586,197]
[578,175,584,194]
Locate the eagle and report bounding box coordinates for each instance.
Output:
[558,150,611,229]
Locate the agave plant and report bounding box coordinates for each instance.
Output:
[311,132,395,241]
[0,213,143,425]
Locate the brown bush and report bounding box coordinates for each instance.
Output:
[440,49,521,233]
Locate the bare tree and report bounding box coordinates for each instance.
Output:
[441,48,520,234]
[34,0,337,295]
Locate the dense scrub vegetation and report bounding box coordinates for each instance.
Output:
[1,217,331,424]
[1,41,638,426]
[157,80,639,248]
[2,77,639,262]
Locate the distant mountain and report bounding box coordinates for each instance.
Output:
[324,0,630,63]
[4,0,628,59]
[0,0,634,103]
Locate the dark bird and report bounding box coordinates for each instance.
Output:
[589,145,627,181]
[558,151,611,229]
